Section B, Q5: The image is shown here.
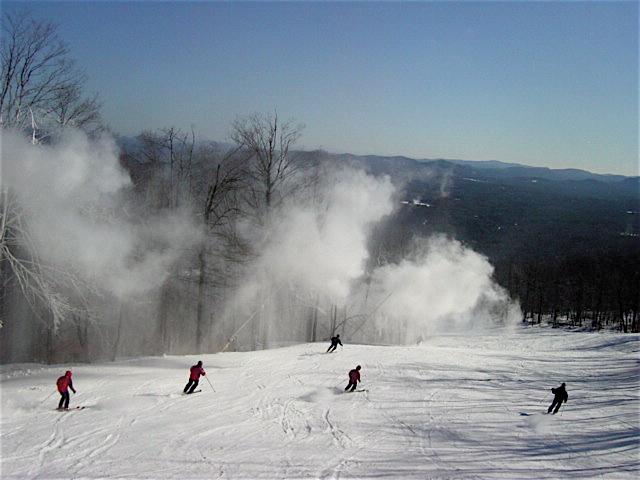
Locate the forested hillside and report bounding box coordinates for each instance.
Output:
[340,153,639,331]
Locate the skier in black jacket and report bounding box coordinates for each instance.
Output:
[326,334,342,353]
[547,382,568,414]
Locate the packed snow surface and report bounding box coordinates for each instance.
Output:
[1,326,639,479]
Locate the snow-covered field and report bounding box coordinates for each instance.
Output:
[1,326,638,479]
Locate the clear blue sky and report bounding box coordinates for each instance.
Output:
[4,0,639,176]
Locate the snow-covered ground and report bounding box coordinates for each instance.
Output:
[1,326,638,479]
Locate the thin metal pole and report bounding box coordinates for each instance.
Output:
[205,375,216,392]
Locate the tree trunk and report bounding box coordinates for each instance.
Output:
[112,309,123,362]
[157,284,171,354]
[195,246,207,352]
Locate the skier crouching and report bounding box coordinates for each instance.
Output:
[547,382,568,414]
[56,370,76,410]
[326,334,342,353]
[184,361,206,394]
[345,365,361,392]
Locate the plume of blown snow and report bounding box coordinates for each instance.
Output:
[224,163,520,345]
[258,168,396,301]
[1,129,201,299]
[227,167,395,322]
[359,235,520,342]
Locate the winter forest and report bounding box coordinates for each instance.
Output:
[0,12,637,366]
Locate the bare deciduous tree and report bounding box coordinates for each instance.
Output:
[229,112,307,349]
[230,112,304,222]
[0,11,102,139]
[128,130,249,352]
[194,146,245,351]
[1,11,103,362]
[0,188,98,362]
[49,83,102,135]
[135,127,196,209]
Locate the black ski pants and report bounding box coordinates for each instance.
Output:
[548,398,563,414]
[345,382,357,392]
[184,379,199,393]
[58,391,70,409]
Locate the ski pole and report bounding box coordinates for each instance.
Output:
[205,375,216,392]
[40,389,58,406]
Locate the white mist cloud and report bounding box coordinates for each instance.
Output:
[1,129,200,299]
[361,235,520,342]
[257,168,396,301]
[3,129,129,202]
[226,168,393,316]
[229,164,520,345]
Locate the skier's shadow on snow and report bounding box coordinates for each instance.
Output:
[332,387,344,394]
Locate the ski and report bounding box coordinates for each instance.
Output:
[182,390,202,395]
[55,406,85,411]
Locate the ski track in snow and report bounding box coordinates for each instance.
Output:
[1,327,639,479]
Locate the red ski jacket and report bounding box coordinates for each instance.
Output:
[348,369,360,383]
[189,365,206,380]
[56,374,74,393]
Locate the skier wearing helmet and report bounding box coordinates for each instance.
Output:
[56,370,76,410]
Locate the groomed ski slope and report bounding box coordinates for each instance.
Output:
[1,326,638,479]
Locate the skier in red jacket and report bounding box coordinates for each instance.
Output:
[184,361,206,394]
[56,370,76,410]
[345,365,361,392]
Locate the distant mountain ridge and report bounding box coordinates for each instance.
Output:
[447,160,633,183]
[333,152,636,183]
[115,135,637,182]
[313,152,638,201]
